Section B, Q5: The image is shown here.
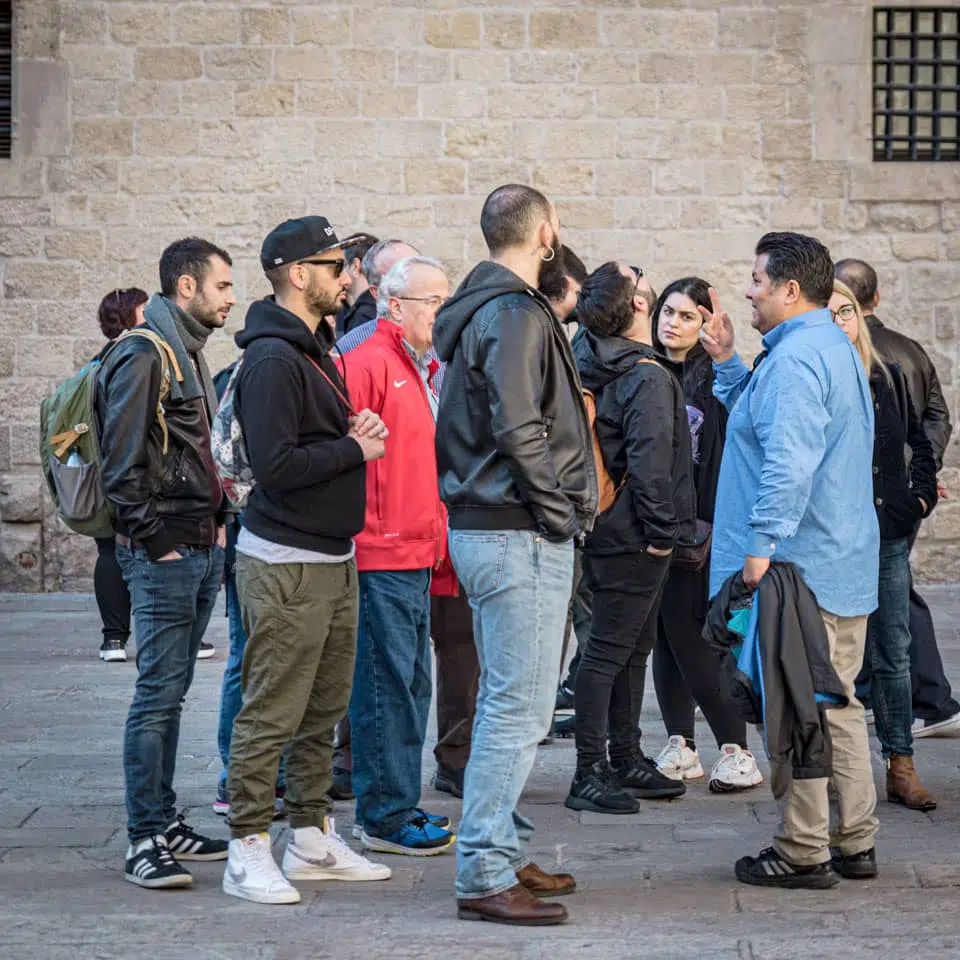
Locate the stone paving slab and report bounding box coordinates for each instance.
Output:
[1,585,959,957]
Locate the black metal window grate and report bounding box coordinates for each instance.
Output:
[0,1,10,158]
[873,7,960,161]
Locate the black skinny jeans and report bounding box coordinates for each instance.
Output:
[94,536,131,647]
[574,550,671,770]
[652,566,747,749]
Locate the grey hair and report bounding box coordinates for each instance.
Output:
[376,256,446,318]
[362,238,417,287]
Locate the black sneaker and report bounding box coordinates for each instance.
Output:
[125,835,193,889]
[565,761,639,814]
[614,754,686,800]
[328,767,354,801]
[539,720,556,746]
[434,763,465,799]
[829,846,878,880]
[555,716,576,739]
[555,685,575,715]
[99,639,127,662]
[735,846,839,889]
[196,641,215,660]
[164,813,228,861]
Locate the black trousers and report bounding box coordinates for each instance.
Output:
[94,536,131,646]
[574,550,671,769]
[653,566,747,749]
[431,590,480,772]
[560,550,593,690]
[910,582,960,721]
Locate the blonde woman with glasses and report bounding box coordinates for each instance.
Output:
[829,278,939,816]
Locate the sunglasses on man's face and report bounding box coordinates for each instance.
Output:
[298,258,347,278]
[629,264,644,295]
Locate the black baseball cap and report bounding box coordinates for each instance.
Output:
[259,216,370,272]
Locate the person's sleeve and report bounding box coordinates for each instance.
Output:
[712,354,752,410]
[746,354,830,557]
[620,370,678,549]
[99,343,178,560]
[921,354,953,471]
[238,355,364,493]
[905,378,938,514]
[480,303,578,540]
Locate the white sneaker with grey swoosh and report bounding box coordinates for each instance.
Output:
[283,817,392,882]
[223,833,301,904]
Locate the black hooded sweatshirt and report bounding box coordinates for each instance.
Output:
[574,330,695,554]
[433,261,598,540]
[234,298,366,555]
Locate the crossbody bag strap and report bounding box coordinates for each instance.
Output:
[303,352,356,416]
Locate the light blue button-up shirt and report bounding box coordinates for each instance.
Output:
[709,308,879,617]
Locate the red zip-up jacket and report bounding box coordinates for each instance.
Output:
[347,320,448,576]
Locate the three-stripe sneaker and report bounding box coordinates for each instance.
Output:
[735,847,838,889]
[125,835,193,889]
[164,813,228,861]
[564,761,639,815]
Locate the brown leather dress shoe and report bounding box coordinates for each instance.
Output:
[516,862,577,897]
[457,883,568,925]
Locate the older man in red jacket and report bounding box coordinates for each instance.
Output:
[346,255,457,857]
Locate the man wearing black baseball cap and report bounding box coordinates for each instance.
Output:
[223,216,392,904]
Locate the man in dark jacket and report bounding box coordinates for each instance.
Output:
[434,184,597,926]
[334,234,378,335]
[97,237,236,889]
[564,261,692,814]
[835,259,960,738]
[223,216,391,905]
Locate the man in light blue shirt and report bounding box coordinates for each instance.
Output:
[700,231,880,889]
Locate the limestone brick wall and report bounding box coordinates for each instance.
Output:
[2,0,958,590]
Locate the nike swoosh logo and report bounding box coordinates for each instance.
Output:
[393,379,407,388]
[291,849,337,867]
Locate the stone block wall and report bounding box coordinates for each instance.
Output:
[2,0,958,590]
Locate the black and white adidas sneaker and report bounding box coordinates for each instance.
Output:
[735,846,838,889]
[125,835,193,889]
[564,760,639,814]
[164,813,229,861]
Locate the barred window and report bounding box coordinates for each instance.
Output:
[0,1,10,158]
[873,7,960,161]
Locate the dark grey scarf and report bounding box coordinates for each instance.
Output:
[143,293,218,420]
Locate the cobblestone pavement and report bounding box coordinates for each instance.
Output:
[1,587,959,960]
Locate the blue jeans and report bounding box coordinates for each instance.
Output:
[448,530,573,899]
[117,543,224,842]
[865,537,914,758]
[349,569,432,835]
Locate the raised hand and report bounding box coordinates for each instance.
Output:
[698,287,736,363]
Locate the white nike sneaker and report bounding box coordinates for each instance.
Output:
[283,817,392,882]
[708,744,764,793]
[223,833,301,904]
[655,735,705,781]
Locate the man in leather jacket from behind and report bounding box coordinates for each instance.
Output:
[434,184,598,926]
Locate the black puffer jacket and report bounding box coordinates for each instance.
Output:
[872,361,938,540]
[867,315,953,469]
[574,331,695,555]
[433,261,598,541]
[234,298,366,555]
[97,338,221,560]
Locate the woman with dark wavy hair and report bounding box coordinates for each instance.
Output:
[650,277,763,793]
[93,287,147,662]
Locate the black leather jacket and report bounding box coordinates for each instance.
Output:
[96,336,222,560]
[433,261,598,541]
[867,315,953,469]
[872,362,938,540]
[574,331,695,554]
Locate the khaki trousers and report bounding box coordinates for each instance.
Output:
[228,554,358,837]
[771,610,879,866]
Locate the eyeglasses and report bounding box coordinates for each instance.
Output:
[629,264,644,296]
[831,304,857,322]
[396,296,447,309]
[298,258,347,277]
